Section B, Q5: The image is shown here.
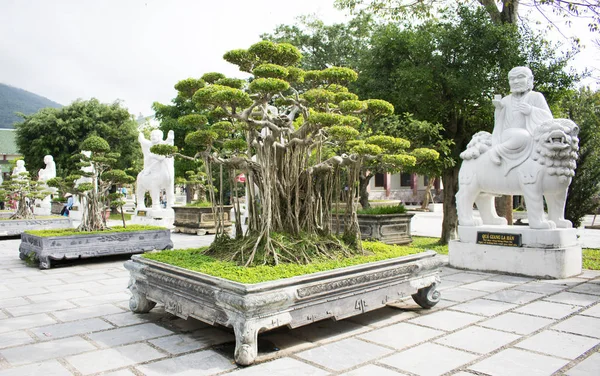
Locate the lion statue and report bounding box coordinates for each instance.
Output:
[456,118,579,229]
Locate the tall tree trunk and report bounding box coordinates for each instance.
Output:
[495,195,513,225]
[440,167,459,244]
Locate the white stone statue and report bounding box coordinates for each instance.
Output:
[38,155,57,183]
[12,160,28,178]
[136,129,175,211]
[456,67,579,229]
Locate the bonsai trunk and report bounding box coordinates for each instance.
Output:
[358,172,371,209]
[11,195,34,219]
[421,177,435,210]
[440,167,459,244]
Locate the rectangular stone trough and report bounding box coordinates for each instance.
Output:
[172,205,232,235]
[20,229,173,269]
[125,250,443,365]
[332,213,415,245]
[0,217,73,237]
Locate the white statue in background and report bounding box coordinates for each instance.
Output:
[456,67,579,229]
[136,129,175,211]
[38,155,57,183]
[12,160,28,179]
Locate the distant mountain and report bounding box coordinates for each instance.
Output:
[0,83,62,129]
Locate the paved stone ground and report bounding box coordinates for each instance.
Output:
[1,215,600,375]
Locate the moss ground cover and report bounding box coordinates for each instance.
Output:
[143,236,443,283]
[108,213,132,221]
[357,204,407,215]
[25,224,166,237]
[583,248,600,270]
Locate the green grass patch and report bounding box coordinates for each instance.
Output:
[583,248,600,270]
[143,236,444,284]
[357,204,407,215]
[25,224,166,237]
[109,213,132,221]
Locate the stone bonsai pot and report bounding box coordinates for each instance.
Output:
[125,250,442,366]
[0,217,73,237]
[332,212,415,245]
[172,205,233,235]
[20,228,173,269]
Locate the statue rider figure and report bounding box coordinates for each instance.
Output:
[489,66,553,175]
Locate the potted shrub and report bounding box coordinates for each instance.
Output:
[19,136,173,268]
[127,41,444,365]
[0,170,71,236]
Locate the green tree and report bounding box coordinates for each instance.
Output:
[557,88,600,227]
[352,6,576,242]
[15,99,141,176]
[48,136,134,231]
[0,173,50,219]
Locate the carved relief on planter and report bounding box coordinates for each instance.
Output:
[19,229,173,269]
[0,218,73,237]
[125,250,442,365]
[172,206,232,235]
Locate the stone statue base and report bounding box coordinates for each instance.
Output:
[449,225,581,279]
[130,208,174,229]
[34,197,52,216]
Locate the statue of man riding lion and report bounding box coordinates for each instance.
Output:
[456,66,579,229]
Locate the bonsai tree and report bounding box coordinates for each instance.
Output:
[153,41,434,266]
[48,136,135,231]
[0,173,50,219]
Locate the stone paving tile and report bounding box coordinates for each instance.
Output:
[258,328,315,358]
[485,289,544,304]
[5,300,77,317]
[487,274,534,284]
[52,303,125,322]
[26,289,91,303]
[165,317,212,332]
[359,322,444,350]
[347,307,419,328]
[0,313,57,334]
[0,297,29,309]
[340,364,406,375]
[450,299,518,316]
[87,322,174,347]
[437,279,463,291]
[0,287,48,299]
[296,338,393,372]
[97,276,130,286]
[461,280,515,293]
[0,336,96,365]
[478,312,554,335]
[544,292,600,307]
[6,279,64,290]
[70,292,131,307]
[379,343,478,376]
[515,330,599,360]
[0,360,73,376]
[515,281,569,294]
[553,315,600,338]
[434,326,520,354]
[66,343,165,375]
[433,287,488,303]
[0,331,34,349]
[30,317,114,340]
[469,348,570,376]
[441,272,491,283]
[0,311,7,320]
[580,303,600,318]
[227,357,328,376]
[408,310,482,331]
[579,270,600,279]
[290,318,370,344]
[0,277,28,285]
[514,300,581,319]
[565,352,600,376]
[103,310,167,327]
[569,283,600,296]
[58,273,116,283]
[439,267,462,276]
[102,370,138,376]
[149,328,235,354]
[55,280,105,292]
[136,350,236,376]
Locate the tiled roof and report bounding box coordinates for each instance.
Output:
[0,129,19,155]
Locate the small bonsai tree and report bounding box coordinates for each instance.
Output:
[0,173,50,219]
[153,41,437,266]
[48,136,135,231]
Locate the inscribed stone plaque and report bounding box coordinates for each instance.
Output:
[137,210,147,217]
[477,232,522,247]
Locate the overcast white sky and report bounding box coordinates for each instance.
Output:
[0,0,597,117]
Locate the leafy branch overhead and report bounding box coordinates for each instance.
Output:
[152,40,439,266]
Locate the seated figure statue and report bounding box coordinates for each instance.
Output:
[12,160,28,178]
[456,67,579,229]
[136,129,175,211]
[38,155,56,182]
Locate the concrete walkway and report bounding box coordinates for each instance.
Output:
[0,214,599,375]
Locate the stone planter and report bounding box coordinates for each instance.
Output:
[51,201,65,215]
[20,229,173,269]
[125,250,443,365]
[332,213,415,245]
[172,205,233,235]
[0,217,73,237]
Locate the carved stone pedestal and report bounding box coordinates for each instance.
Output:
[125,250,444,365]
[449,225,582,279]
